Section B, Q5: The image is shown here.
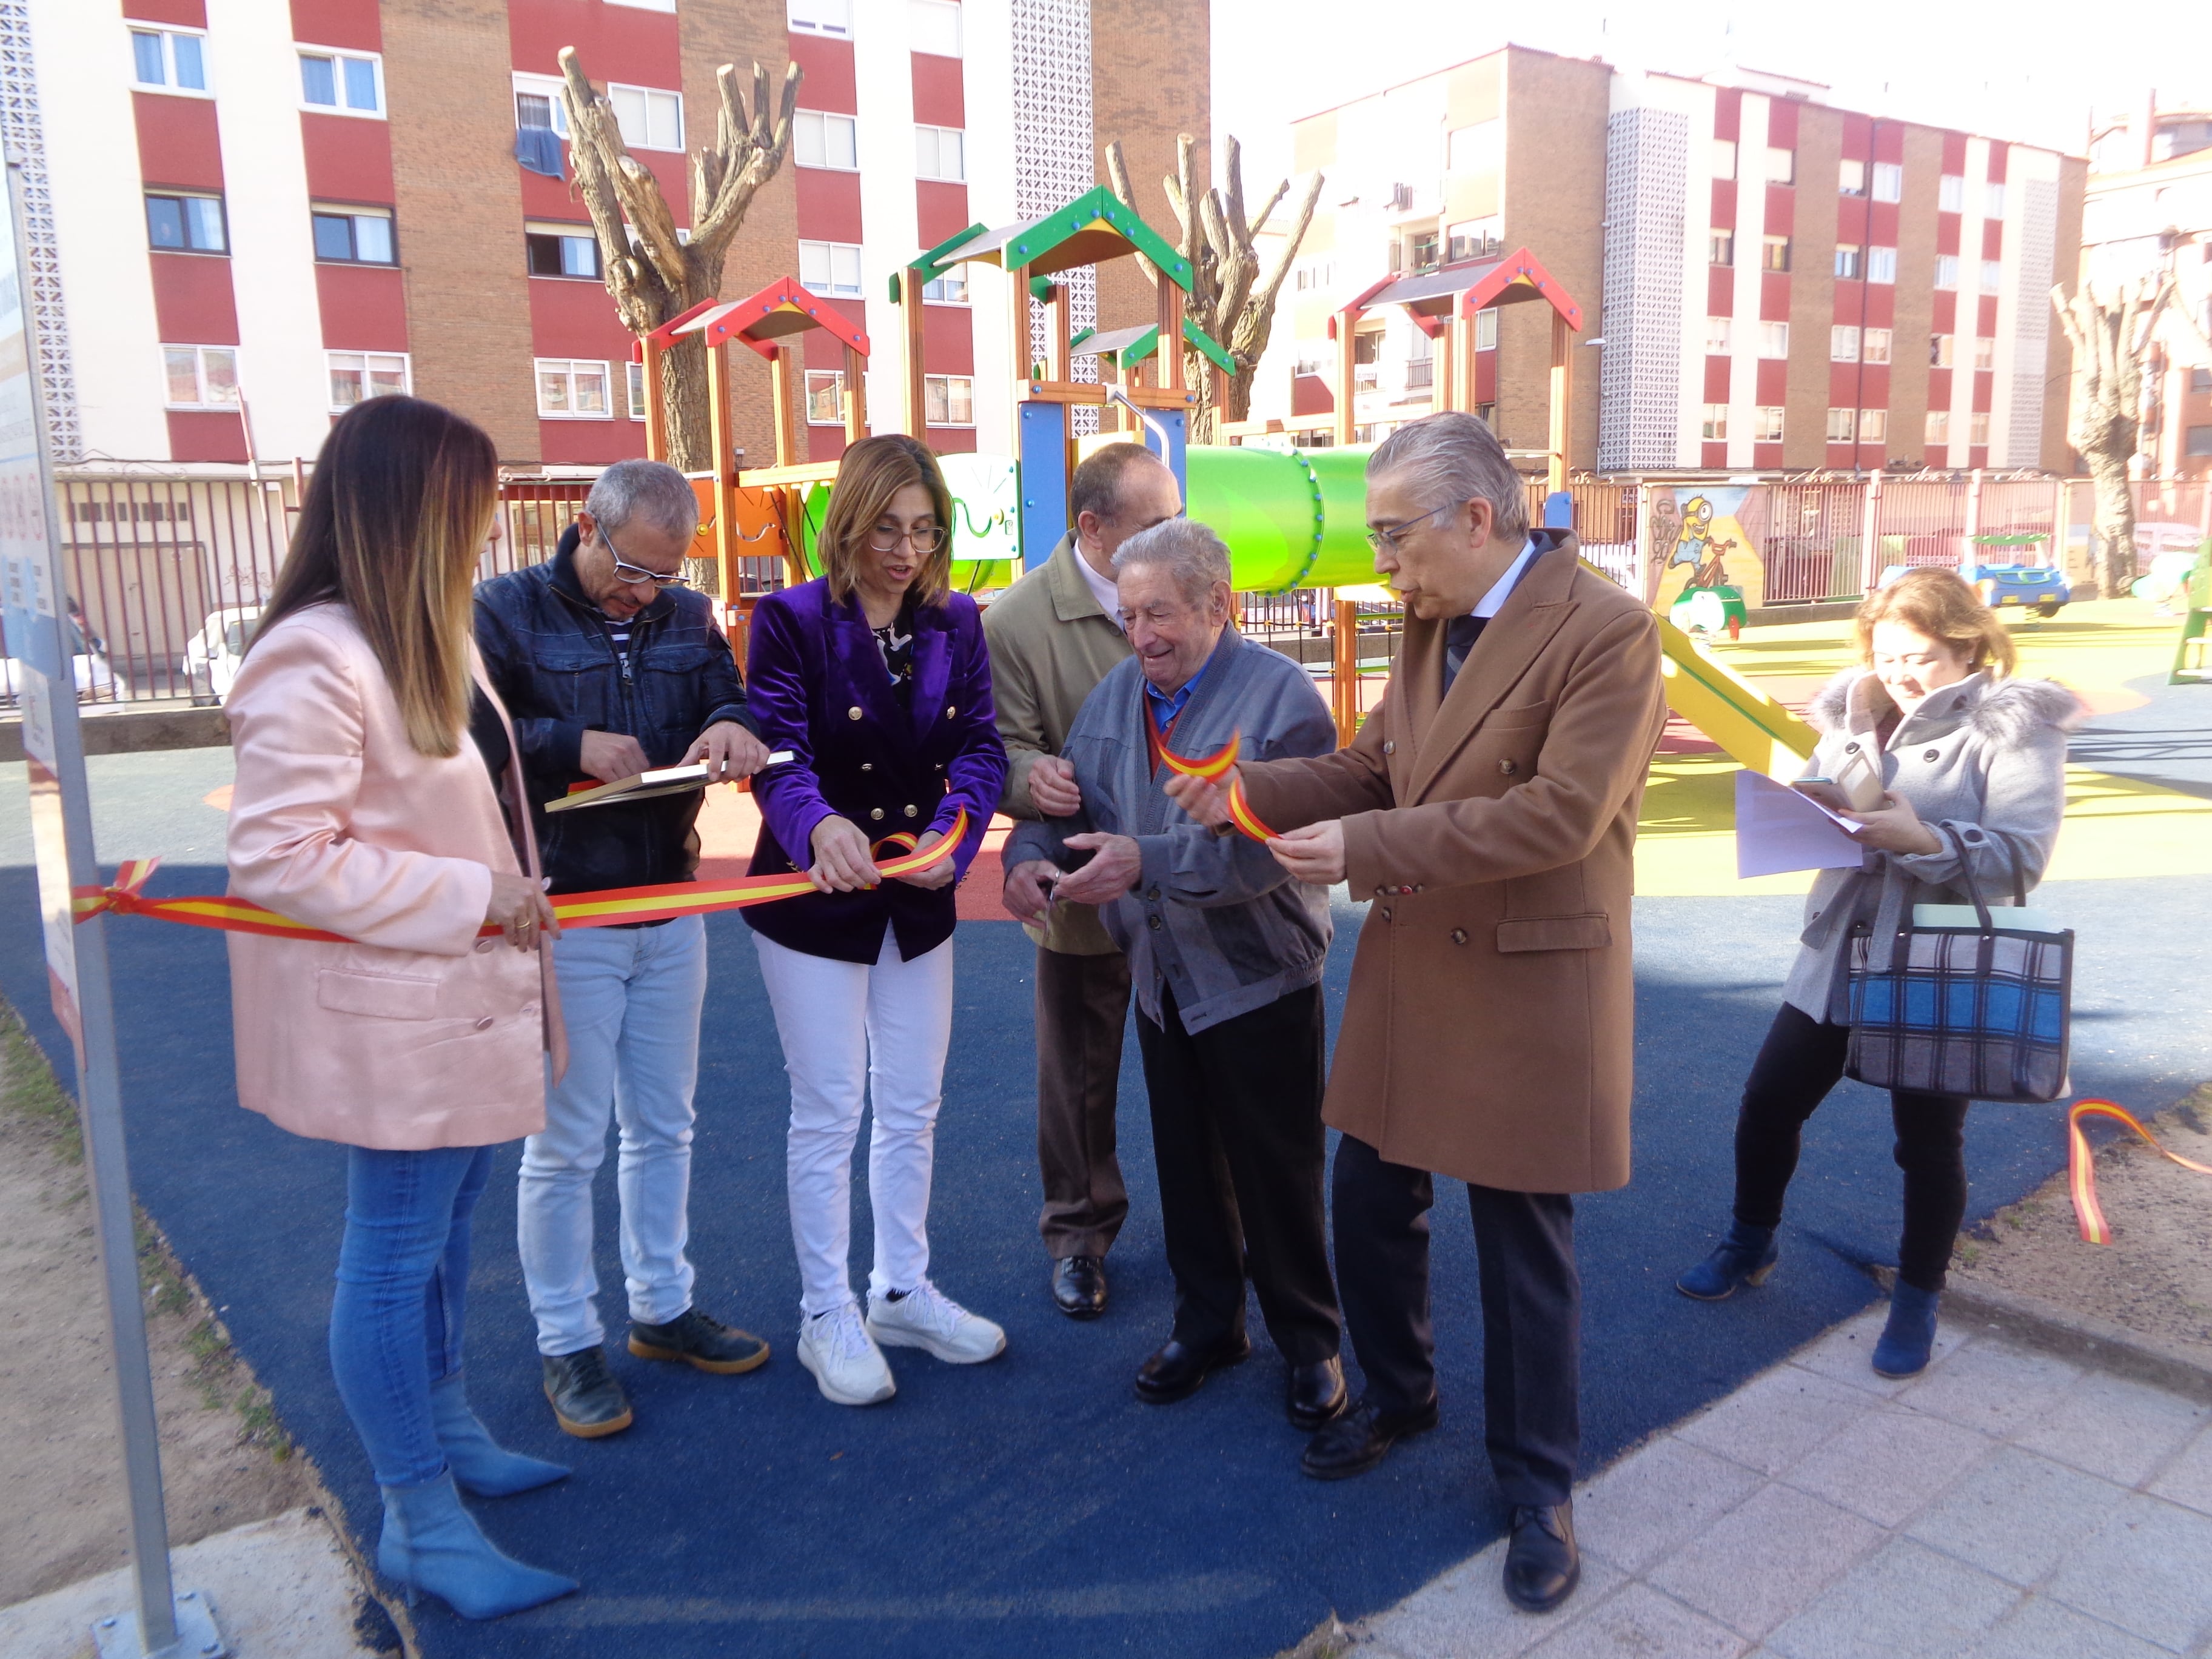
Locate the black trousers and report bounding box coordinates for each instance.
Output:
[1034,947,1133,1260]
[1133,982,1341,1366]
[1332,1133,1580,1508]
[1734,1002,1970,1293]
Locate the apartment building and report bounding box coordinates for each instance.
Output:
[1259,48,2086,476]
[15,0,1202,471]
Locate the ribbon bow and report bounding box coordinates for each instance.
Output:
[1152,732,1279,842]
[2066,1098,2212,1245]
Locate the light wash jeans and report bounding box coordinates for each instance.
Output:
[330,1143,495,1487]
[751,925,954,1318]
[518,914,707,1356]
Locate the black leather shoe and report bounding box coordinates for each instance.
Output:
[1503,1503,1580,1614]
[1286,1356,1348,1432]
[1133,1333,1252,1405]
[1298,1394,1439,1480]
[541,1346,633,1439]
[1050,1255,1108,1320]
[628,1306,769,1375]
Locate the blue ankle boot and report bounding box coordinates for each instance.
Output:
[377,1472,578,1620]
[1675,1220,1779,1301]
[1871,1282,1940,1378]
[430,1372,569,1498]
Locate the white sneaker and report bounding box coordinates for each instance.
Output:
[796,1303,896,1406]
[866,1280,1007,1364]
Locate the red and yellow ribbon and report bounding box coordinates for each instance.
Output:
[1152,732,1279,842]
[72,813,967,945]
[2066,1097,2212,1245]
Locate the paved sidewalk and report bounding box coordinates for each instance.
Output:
[1352,1307,2212,1659]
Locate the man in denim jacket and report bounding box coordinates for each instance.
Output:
[475,460,771,1439]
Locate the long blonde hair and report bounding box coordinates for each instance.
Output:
[255,397,498,756]
[816,434,954,607]
[1855,568,2019,678]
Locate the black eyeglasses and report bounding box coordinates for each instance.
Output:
[1364,501,1462,557]
[867,523,948,554]
[598,529,691,588]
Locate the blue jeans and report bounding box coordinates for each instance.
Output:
[329,1144,495,1488]
[517,915,707,1355]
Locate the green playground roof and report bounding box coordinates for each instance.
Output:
[1071,317,1236,374]
[910,187,1193,290]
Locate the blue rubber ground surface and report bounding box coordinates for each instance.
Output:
[1,746,2205,1658]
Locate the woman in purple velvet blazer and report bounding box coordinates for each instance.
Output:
[743,434,1009,1407]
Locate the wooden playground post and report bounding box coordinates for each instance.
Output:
[1547,309,1570,497]
[1331,595,1360,746]
[1334,309,1357,447]
[703,333,737,605]
[842,342,868,446]
[1008,261,1031,411]
[1044,283,1073,384]
[902,267,929,437]
[642,340,669,463]
[1157,281,1187,395]
[768,343,803,469]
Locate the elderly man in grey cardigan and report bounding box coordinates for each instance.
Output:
[1003,518,1347,1431]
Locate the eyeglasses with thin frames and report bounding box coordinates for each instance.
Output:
[867,523,949,555]
[1364,500,1463,557]
[598,528,691,588]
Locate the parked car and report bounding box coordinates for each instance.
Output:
[0,615,122,706]
[183,606,261,705]
[1962,562,2070,619]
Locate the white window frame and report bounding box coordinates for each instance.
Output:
[1859,408,1888,442]
[162,344,238,410]
[1939,174,1965,213]
[923,372,974,427]
[608,84,684,152]
[1711,138,1737,180]
[1701,404,1728,442]
[1766,146,1794,186]
[795,110,859,170]
[525,223,602,280]
[1931,333,1956,368]
[627,360,648,420]
[1973,336,1996,371]
[1838,158,1866,196]
[513,72,571,136]
[915,123,965,183]
[1760,235,1791,273]
[1872,163,1903,203]
[131,27,210,97]
[1831,325,1860,363]
[1474,307,1498,352]
[1983,182,2006,220]
[298,45,384,119]
[1925,409,1950,444]
[1758,321,1789,360]
[1969,411,1991,447]
[312,204,396,265]
[535,358,614,420]
[799,239,864,298]
[1709,229,1734,267]
[1979,260,2003,295]
[1835,244,1862,280]
[1863,329,1892,364]
[607,0,676,10]
[326,350,411,414]
[788,0,853,35]
[1868,246,1899,284]
[1706,316,1734,356]
[910,0,963,56]
[1826,407,1857,443]
[1753,406,1785,443]
[806,369,846,426]
[1932,253,1959,290]
[922,269,968,304]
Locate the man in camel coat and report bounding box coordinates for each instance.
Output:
[1167,411,1666,1617]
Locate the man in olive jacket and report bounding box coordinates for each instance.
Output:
[982,443,1179,1319]
[1167,414,1666,1617]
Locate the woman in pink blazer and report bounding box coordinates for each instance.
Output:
[226,396,575,1620]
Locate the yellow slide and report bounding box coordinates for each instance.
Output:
[1656,614,1818,780]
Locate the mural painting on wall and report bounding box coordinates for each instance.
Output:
[1648,485,1768,636]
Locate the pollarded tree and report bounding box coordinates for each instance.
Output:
[558,47,800,472]
[1105,134,1323,445]
[2054,274,2172,597]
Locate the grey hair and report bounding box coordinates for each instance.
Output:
[1367,411,1529,544]
[1111,517,1232,606]
[586,458,699,540]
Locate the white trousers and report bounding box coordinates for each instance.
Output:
[752,925,955,1317]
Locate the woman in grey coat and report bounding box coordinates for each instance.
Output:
[1677,569,2080,1378]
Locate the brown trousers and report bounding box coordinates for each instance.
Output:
[1034,945,1132,1259]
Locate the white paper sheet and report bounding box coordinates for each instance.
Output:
[1735,770,1868,879]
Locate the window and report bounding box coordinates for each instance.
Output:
[609,84,683,151]
[1979,259,2003,295]
[1758,321,1789,358]
[1865,246,1896,284]
[312,206,394,264]
[1447,216,1501,262]
[1754,406,1785,443]
[1973,336,1996,371]
[1701,404,1729,441]
[2192,367,2211,393]
[1863,329,1892,363]
[924,373,974,426]
[327,351,409,412]
[132,28,207,92]
[1859,408,1888,442]
[1933,254,1959,290]
[1968,412,1990,447]
[1925,409,1949,444]
[1835,244,1862,280]
[1707,316,1734,355]
[526,226,600,278]
[1712,139,1737,179]
[915,124,964,182]
[792,110,859,171]
[1709,229,1734,267]
[1294,259,1333,292]
[1407,230,1439,271]
[910,0,962,55]
[163,344,238,409]
[787,0,852,34]
[1831,325,1860,361]
[1474,307,1498,351]
[2187,424,2212,458]
[922,269,968,303]
[1984,182,2006,218]
[1826,407,1857,443]
[627,361,647,420]
[1767,147,1795,185]
[805,370,845,425]
[514,73,569,135]
[146,192,226,254]
[1939,174,1964,213]
[800,240,863,297]
[1931,333,1955,367]
[536,359,611,418]
[1447,121,1503,175]
[1838,158,1866,196]
[1761,235,1791,272]
[300,48,382,116]
[1872,162,1903,203]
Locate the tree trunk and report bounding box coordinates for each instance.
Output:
[2086,453,2139,600]
[2054,276,2171,598]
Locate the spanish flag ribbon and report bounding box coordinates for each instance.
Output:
[72,813,967,944]
[2066,1097,2212,1245]
[1151,733,1279,842]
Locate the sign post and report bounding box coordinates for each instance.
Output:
[0,159,224,1659]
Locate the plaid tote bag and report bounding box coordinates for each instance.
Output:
[1845,829,2073,1103]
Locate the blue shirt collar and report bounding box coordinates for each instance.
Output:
[1144,649,1215,731]
[1469,535,1541,620]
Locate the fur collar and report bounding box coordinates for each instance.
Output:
[1807,666,2083,745]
